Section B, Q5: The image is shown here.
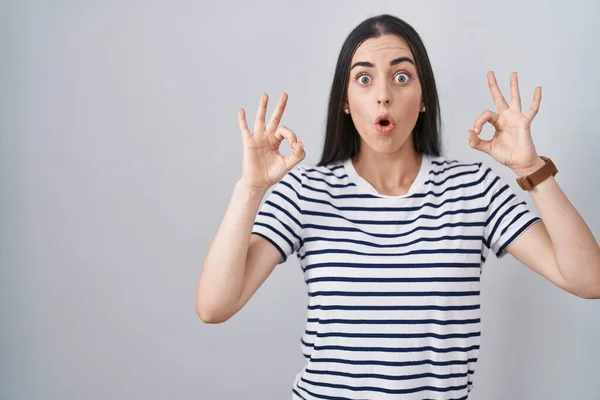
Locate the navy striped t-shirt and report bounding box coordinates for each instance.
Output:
[251,152,541,400]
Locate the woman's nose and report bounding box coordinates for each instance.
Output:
[377,85,392,105]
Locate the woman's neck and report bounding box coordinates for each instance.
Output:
[352,146,423,197]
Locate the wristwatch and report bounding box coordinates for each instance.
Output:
[516,156,558,191]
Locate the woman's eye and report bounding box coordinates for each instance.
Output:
[395,73,410,83]
[358,75,371,84]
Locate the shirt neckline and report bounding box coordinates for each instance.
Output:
[343,153,431,199]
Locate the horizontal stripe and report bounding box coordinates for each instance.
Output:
[304,261,480,271]
[431,159,462,166]
[303,164,345,175]
[299,179,484,206]
[306,276,480,284]
[303,234,483,248]
[301,174,355,188]
[295,379,469,400]
[257,211,301,242]
[304,368,474,381]
[300,377,468,395]
[307,304,480,312]
[301,207,488,226]
[307,357,478,368]
[302,221,485,238]
[301,248,481,260]
[425,168,479,186]
[431,161,479,174]
[306,330,481,340]
[304,343,480,354]
[407,171,490,200]
[266,190,302,218]
[306,318,480,325]
[308,291,480,298]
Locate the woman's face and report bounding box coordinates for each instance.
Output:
[344,34,423,155]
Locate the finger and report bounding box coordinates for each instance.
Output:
[488,71,509,110]
[254,93,268,134]
[265,92,288,135]
[509,71,522,111]
[468,129,492,155]
[238,108,251,141]
[472,109,500,134]
[273,125,298,148]
[283,140,305,169]
[525,86,542,121]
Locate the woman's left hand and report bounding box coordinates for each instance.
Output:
[468,71,545,176]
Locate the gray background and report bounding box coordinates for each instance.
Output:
[1,1,599,399]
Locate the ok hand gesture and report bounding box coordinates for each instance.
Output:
[238,92,305,190]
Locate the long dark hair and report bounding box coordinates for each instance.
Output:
[318,14,442,166]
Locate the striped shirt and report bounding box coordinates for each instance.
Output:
[251,152,540,400]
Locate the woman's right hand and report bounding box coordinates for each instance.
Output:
[238,92,305,191]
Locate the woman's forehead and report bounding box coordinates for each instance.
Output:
[352,35,413,62]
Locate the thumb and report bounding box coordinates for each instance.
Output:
[284,140,305,169]
[468,129,492,155]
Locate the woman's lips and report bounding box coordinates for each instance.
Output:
[375,113,395,124]
[374,113,395,134]
[375,120,395,134]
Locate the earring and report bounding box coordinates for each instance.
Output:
[344,108,350,114]
[421,105,426,112]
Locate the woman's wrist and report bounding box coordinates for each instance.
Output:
[235,178,269,201]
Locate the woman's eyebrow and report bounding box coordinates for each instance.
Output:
[350,56,415,70]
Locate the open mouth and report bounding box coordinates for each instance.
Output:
[375,114,395,126]
[375,114,395,133]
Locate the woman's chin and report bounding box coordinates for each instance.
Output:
[360,129,413,153]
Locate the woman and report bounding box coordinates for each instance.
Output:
[197,14,600,400]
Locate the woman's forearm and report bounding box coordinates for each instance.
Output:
[518,159,600,295]
[196,179,267,321]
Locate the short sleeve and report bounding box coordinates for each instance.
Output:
[251,166,305,264]
[480,161,542,259]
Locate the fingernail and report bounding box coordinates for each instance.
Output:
[473,127,478,133]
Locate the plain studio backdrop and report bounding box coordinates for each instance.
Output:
[1,1,599,399]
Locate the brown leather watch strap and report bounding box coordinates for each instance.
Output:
[516,156,558,190]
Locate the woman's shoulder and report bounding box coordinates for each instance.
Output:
[274,161,349,195]
[423,154,494,192]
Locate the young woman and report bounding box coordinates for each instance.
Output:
[197,14,600,400]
